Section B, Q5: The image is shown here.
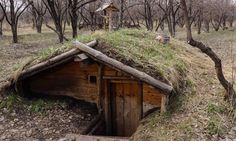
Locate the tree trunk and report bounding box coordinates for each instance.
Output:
[71,14,78,38]
[229,17,234,27]
[55,23,64,43]
[204,20,210,33]
[11,24,18,43]
[72,20,78,38]
[0,21,3,36]
[32,18,36,29]
[212,21,220,31]
[119,0,124,28]
[169,0,175,37]
[214,27,220,31]
[161,22,164,31]
[229,21,233,27]
[36,16,43,33]
[144,0,153,31]
[197,9,202,34]
[197,15,202,34]
[90,12,95,31]
[222,16,227,30]
[67,18,71,26]
[36,24,42,33]
[59,31,64,43]
[172,17,176,36]
[167,17,173,36]
[197,20,202,34]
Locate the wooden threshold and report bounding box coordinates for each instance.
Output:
[64,134,130,141]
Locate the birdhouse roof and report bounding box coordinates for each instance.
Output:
[95,2,119,12]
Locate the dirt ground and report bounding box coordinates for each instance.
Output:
[0,26,99,141]
[0,96,98,141]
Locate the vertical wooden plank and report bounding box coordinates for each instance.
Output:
[115,82,125,136]
[104,80,144,137]
[104,10,107,30]
[108,9,113,32]
[111,83,117,136]
[97,64,103,113]
[104,80,112,135]
[104,80,108,135]
[128,81,139,136]
[161,95,169,113]
[124,82,131,136]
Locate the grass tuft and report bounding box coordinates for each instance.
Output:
[28,99,67,113]
[0,92,21,111]
[0,91,69,113]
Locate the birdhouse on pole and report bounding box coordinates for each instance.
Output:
[95,2,119,32]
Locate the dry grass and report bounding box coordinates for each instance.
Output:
[132,28,236,141]
[0,25,88,84]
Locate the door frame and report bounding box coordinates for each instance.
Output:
[103,79,143,136]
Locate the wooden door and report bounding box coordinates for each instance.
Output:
[110,80,142,137]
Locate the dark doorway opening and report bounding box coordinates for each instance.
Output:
[96,80,143,138]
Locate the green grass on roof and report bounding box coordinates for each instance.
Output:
[77,29,186,80]
[16,29,186,87]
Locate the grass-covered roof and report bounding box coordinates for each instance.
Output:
[77,29,186,85]
[13,29,187,89]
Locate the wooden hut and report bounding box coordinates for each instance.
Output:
[95,2,119,31]
[14,41,173,137]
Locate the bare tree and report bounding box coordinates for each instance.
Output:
[202,1,211,32]
[143,0,153,31]
[28,0,47,33]
[135,0,155,31]
[195,0,203,34]
[157,0,180,36]
[68,0,96,38]
[42,0,68,43]
[180,0,236,104]
[0,0,32,43]
[208,0,230,31]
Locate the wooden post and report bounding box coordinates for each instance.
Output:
[108,9,113,32]
[97,64,103,113]
[161,95,169,113]
[104,10,107,30]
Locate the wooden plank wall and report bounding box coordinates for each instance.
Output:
[28,61,164,107]
[29,62,99,103]
[143,84,163,107]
